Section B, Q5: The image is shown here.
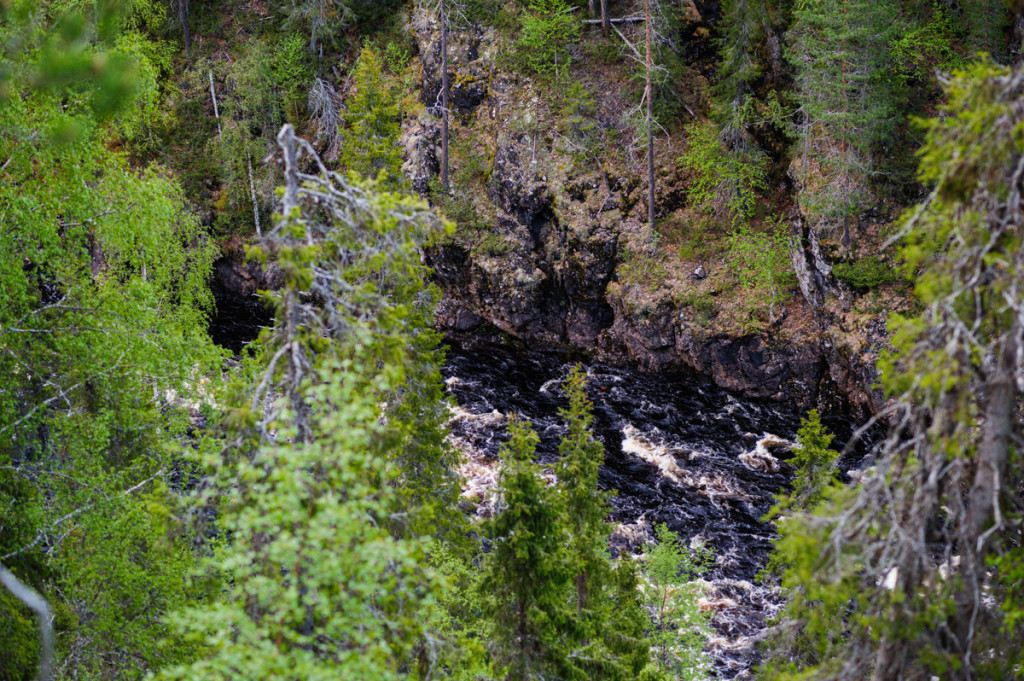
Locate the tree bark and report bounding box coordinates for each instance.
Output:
[601,0,610,36]
[209,70,221,136]
[247,148,261,237]
[441,0,450,190]
[645,0,655,227]
[954,319,1021,669]
[179,0,191,58]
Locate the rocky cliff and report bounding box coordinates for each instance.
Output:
[394,6,893,421]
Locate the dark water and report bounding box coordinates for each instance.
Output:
[442,335,861,679]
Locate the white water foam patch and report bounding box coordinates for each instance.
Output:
[610,515,653,551]
[622,424,756,503]
[703,578,784,677]
[738,434,793,472]
[446,404,506,516]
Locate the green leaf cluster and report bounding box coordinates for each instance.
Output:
[341,46,406,190]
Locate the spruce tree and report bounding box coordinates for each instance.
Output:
[341,46,406,190]
[557,365,610,617]
[788,0,898,248]
[556,366,649,681]
[482,416,572,681]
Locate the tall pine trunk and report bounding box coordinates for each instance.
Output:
[441,0,450,190]
[645,0,655,227]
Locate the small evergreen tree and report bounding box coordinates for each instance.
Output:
[517,0,581,79]
[341,46,406,190]
[642,524,714,681]
[555,366,649,681]
[558,365,611,617]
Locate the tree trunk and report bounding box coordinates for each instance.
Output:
[441,0,450,190]
[645,0,655,228]
[601,0,610,36]
[247,148,261,237]
[179,0,191,58]
[209,70,221,136]
[954,319,1021,671]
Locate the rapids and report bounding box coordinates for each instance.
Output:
[443,334,861,680]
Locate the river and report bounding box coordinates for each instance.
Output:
[443,334,862,679]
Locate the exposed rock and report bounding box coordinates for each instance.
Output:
[401,114,440,197]
[208,247,280,352]
[404,6,883,419]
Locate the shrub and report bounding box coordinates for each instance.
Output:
[832,256,897,290]
[680,121,769,227]
[727,219,795,323]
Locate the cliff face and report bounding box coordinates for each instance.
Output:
[399,7,887,420]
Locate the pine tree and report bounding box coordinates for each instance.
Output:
[788,0,898,249]
[341,46,406,190]
[482,416,572,681]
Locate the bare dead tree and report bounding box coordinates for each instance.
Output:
[172,0,190,58]
[308,77,343,161]
[601,0,610,35]
[209,70,221,136]
[250,125,445,444]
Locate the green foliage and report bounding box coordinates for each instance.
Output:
[769,410,839,516]
[890,4,963,88]
[227,41,285,133]
[788,0,899,233]
[641,524,714,681]
[763,58,1024,681]
[557,78,599,151]
[159,129,455,681]
[832,256,897,290]
[555,366,649,681]
[680,120,769,226]
[517,0,581,79]
[726,220,794,324]
[0,588,39,681]
[341,46,406,190]
[382,39,411,74]
[482,415,572,680]
[0,7,223,680]
[273,33,313,120]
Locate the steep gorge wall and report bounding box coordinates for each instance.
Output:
[401,9,885,421]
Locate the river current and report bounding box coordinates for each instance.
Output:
[442,334,860,680]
